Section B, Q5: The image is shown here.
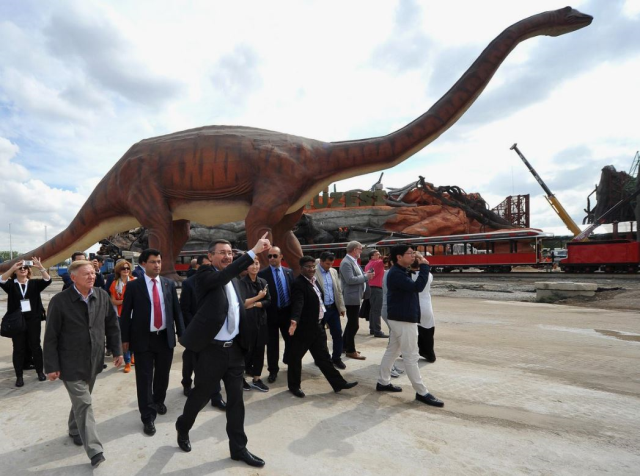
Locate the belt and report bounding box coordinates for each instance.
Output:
[325,303,337,309]
[212,339,234,348]
[151,329,167,335]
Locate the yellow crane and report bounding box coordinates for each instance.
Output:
[510,143,581,237]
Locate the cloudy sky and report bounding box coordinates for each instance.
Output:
[1,0,639,255]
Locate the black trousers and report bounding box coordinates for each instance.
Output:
[177,342,247,456]
[182,348,223,401]
[418,326,436,362]
[12,317,43,377]
[288,322,347,392]
[245,324,268,378]
[266,306,291,374]
[133,331,174,423]
[342,305,361,354]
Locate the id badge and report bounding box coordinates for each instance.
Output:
[20,300,31,313]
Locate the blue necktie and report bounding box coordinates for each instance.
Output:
[275,269,288,308]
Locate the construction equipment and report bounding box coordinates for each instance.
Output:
[573,187,640,241]
[510,143,582,237]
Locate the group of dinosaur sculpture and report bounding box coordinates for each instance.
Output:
[0,7,593,278]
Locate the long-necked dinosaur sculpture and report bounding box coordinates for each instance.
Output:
[1,7,592,278]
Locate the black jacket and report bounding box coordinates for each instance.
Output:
[0,277,51,321]
[120,276,185,352]
[240,275,271,328]
[179,274,197,328]
[258,265,294,323]
[290,275,325,341]
[180,253,256,353]
[386,263,430,323]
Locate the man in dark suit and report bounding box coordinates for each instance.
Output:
[258,246,294,383]
[120,248,185,436]
[180,255,226,410]
[176,235,270,468]
[287,256,358,398]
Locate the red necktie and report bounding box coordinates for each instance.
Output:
[152,279,162,329]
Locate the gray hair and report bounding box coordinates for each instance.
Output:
[69,260,93,276]
[346,241,362,253]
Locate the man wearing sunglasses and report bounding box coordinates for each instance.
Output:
[258,246,294,383]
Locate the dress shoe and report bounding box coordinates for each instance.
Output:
[289,388,305,398]
[15,377,24,387]
[346,351,366,360]
[211,398,227,411]
[334,381,358,393]
[416,392,444,407]
[90,452,105,468]
[231,448,265,467]
[376,382,403,392]
[102,364,107,369]
[156,403,167,415]
[183,385,191,397]
[143,421,156,436]
[332,358,346,370]
[374,333,389,338]
[37,372,47,382]
[267,372,278,383]
[69,433,83,446]
[176,422,191,452]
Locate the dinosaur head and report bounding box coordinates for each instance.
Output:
[544,6,593,37]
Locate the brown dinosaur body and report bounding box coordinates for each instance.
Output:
[1,7,592,278]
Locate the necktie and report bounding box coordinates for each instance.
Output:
[226,283,237,334]
[275,268,288,308]
[152,279,162,329]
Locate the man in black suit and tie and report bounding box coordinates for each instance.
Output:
[180,255,226,410]
[258,246,294,383]
[287,256,358,398]
[120,248,185,436]
[176,235,271,468]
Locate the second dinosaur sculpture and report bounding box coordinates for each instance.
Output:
[0,7,593,278]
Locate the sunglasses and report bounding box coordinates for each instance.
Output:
[267,254,279,259]
[122,267,131,271]
[18,266,30,271]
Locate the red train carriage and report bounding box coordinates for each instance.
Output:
[560,240,640,273]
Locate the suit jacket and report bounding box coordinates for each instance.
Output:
[0,277,51,320]
[314,266,346,314]
[180,253,256,353]
[290,275,325,341]
[386,263,430,323]
[120,276,185,352]
[258,265,294,322]
[339,256,368,306]
[44,287,122,381]
[179,274,197,328]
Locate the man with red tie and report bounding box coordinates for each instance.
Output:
[120,249,185,436]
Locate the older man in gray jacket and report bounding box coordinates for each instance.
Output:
[339,241,374,360]
[44,260,123,468]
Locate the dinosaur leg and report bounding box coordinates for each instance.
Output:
[272,208,305,276]
[244,203,296,268]
[127,196,179,279]
[170,220,191,280]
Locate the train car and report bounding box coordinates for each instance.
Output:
[560,240,640,273]
[375,229,552,273]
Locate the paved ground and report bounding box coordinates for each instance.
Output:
[1,280,639,475]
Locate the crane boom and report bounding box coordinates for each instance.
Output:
[510,143,582,237]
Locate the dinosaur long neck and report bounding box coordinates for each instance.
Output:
[319,11,557,184]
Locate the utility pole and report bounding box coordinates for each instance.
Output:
[9,223,13,260]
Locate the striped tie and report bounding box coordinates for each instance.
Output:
[275,268,288,308]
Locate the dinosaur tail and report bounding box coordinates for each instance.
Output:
[0,175,139,273]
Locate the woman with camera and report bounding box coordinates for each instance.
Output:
[108,259,136,373]
[0,258,51,387]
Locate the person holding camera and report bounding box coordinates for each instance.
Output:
[0,258,51,387]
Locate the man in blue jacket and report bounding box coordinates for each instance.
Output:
[376,245,444,407]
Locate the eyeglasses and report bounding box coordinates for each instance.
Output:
[302,265,317,270]
[18,266,30,271]
[404,251,416,256]
[267,254,280,259]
